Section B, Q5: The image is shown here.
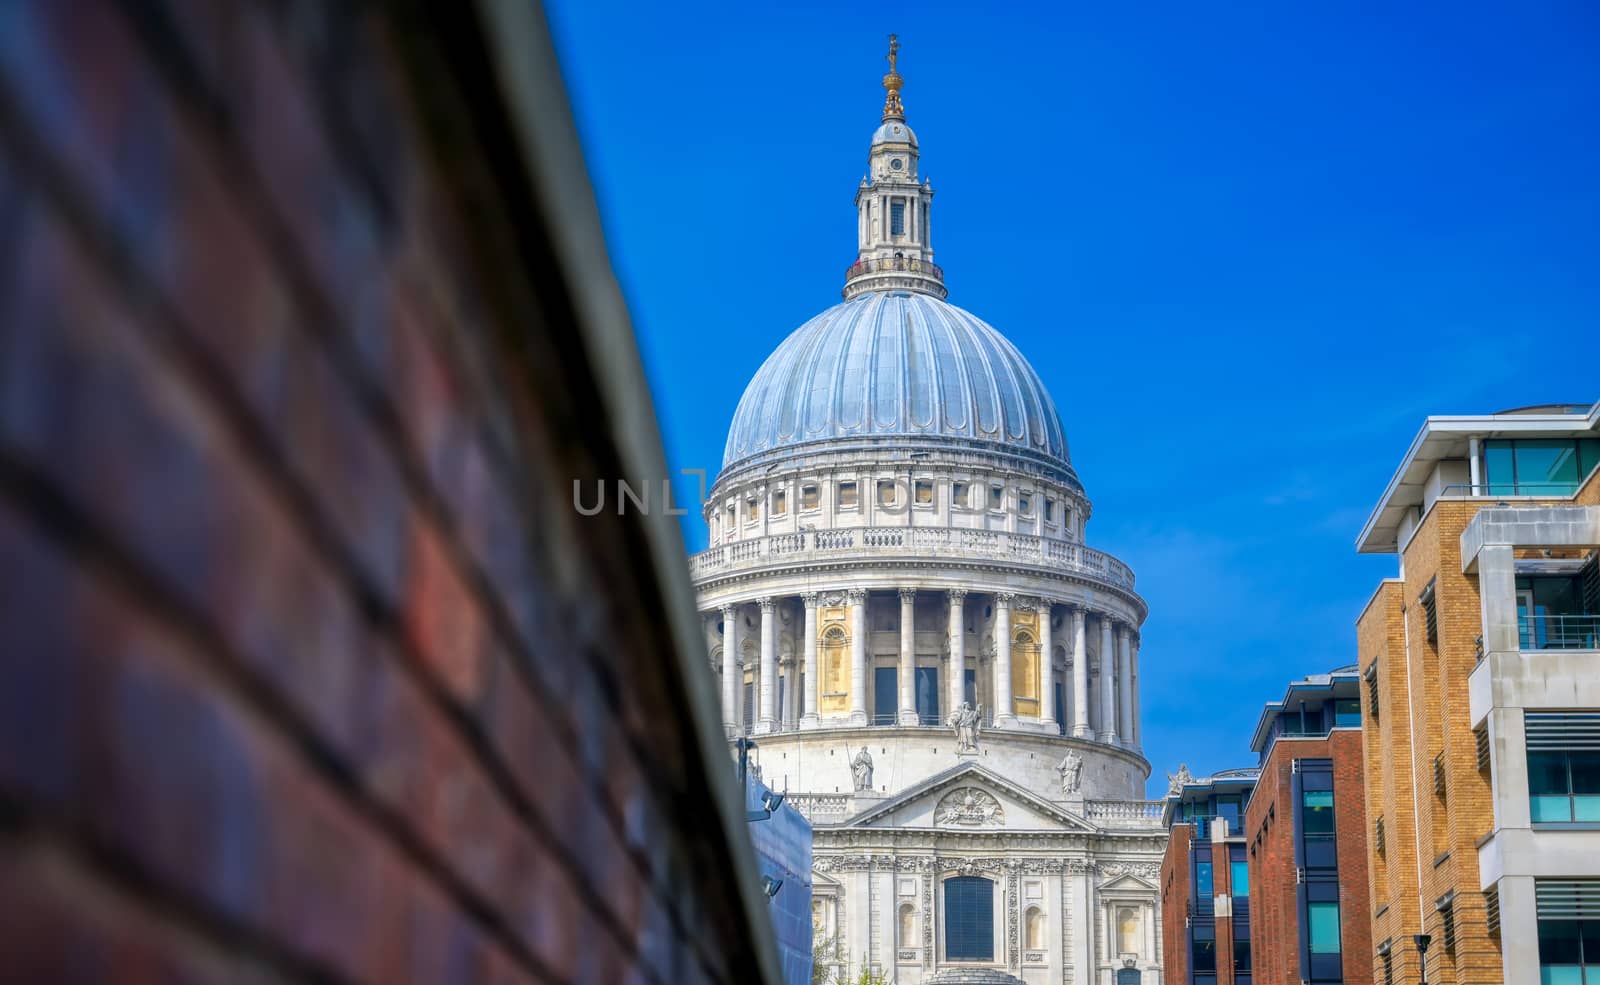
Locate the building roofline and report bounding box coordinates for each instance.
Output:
[1247,668,1363,752]
[1356,401,1600,554]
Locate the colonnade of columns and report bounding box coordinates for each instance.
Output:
[715,588,1140,748]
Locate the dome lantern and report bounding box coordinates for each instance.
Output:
[845,35,945,300]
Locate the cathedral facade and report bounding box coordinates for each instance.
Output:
[691,39,1166,985]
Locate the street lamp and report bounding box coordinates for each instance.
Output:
[1414,933,1432,985]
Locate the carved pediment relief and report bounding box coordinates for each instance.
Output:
[934,787,1005,827]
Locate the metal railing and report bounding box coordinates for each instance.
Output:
[691,526,1137,591]
[1520,613,1600,650]
[1441,481,1585,498]
[844,255,945,282]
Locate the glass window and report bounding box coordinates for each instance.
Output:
[878,479,897,506]
[1303,788,1335,833]
[1018,494,1032,514]
[746,498,758,521]
[915,480,933,505]
[1234,939,1252,972]
[890,200,906,235]
[963,668,977,706]
[838,481,858,507]
[801,484,820,509]
[952,481,969,508]
[915,666,940,725]
[1192,940,1217,973]
[1530,749,1600,823]
[1308,901,1342,954]
[1335,699,1361,727]
[1217,795,1242,834]
[1485,440,1516,496]
[1517,439,1581,494]
[1044,499,1055,522]
[873,667,897,725]
[989,486,1003,509]
[1195,861,1213,897]
[1231,860,1250,896]
[771,489,786,515]
[1538,918,1584,983]
[944,876,994,961]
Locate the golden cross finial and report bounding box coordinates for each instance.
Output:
[881,33,905,121]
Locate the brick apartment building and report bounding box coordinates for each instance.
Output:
[1160,769,1259,985]
[1356,402,1600,985]
[1242,669,1372,985]
[0,3,786,984]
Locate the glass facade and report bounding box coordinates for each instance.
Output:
[1196,860,1214,897]
[890,200,906,235]
[1538,919,1600,984]
[1334,699,1360,728]
[1302,789,1334,833]
[1484,438,1600,496]
[1308,902,1341,954]
[944,876,994,961]
[874,666,897,724]
[1530,749,1600,823]
[1231,860,1250,896]
[915,666,940,725]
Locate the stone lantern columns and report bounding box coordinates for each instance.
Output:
[721,604,738,734]
[994,593,1016,727]
[947,589,967,718]
[848,588,868,725]
[800,593,820,729]
[898,588,919,725]
[758,597,777,732]
[1098,615,1116,743]
[1038,599,1055,728]
[1118,625,1135,746]
[1071,607,1090,738]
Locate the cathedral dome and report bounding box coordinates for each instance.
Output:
[721,291,1073,481]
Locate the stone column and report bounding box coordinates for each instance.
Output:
[947,589,967,718]
[721,604,738,734]
[800,593,820,729]
[1098,615,1116,743]
[995,593,1016,727]
[758,597,777,732]
[848,588,868,725]
[898,588,919,724]
[1071,607,1090,738]
[1130,634,1142,749]
[1118,625,1135,746]
[1039,600,1054,729]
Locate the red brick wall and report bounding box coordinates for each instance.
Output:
[1244,731,1373,985]
[0,3,769,985]
[1161,822,1195,983]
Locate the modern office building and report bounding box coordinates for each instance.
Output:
[1159,769,1259,985]
[1242,669,1372,985]
[1356,401,1600,985]
[689,39,1167,985]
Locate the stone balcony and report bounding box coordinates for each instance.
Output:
[690,525,1136,592]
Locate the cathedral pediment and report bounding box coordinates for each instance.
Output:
[1098,871,1158,893]
[843,762,1096,832]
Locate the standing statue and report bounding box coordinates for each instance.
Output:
[1056,750,1084,795]
[851,746,875,792]
[1166,763,1195,797]
[948,701,984,753]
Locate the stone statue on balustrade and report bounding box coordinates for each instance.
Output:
[948,701,984,754]
[1056,749,1083,795]
[851,746,874,792]
[1166,763,1195,797]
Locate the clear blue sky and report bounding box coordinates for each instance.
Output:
[546,1,1600,797]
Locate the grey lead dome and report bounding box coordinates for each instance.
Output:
[721,291,1073,481]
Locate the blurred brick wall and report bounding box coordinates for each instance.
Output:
[0,3,768,984]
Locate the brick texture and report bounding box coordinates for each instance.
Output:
[1244,730,1372,985]
[0,3,768,985]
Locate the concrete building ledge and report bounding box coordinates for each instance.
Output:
[1459,504,1600,571]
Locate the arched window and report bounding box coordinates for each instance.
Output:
[898,903,916,945]
[1117,906,1141,956]
[1025,906,1046,950]
[944,876,994,961]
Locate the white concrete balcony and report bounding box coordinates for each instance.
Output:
[689,526,1136,591]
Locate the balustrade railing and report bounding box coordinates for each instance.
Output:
[788,794,851,820]
[1084,800,1165,821]
[1520,613,1600,650]
[844,256,945,282]
[691,525,1136,590]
